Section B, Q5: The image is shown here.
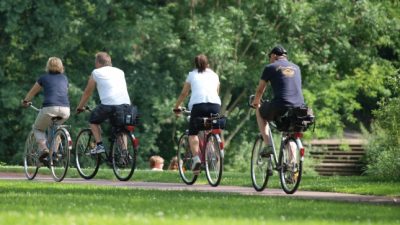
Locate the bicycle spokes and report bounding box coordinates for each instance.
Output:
[251,136,270,191]
[112,131,136,181]
[177,134,197,185]
[279,138,302,194]
[205,133,223,187]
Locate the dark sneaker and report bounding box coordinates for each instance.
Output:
[38,149,49,163]
[90,144,105,154]
[260,146,274,157]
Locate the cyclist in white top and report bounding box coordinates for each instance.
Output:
[174,54,221,174]
[76,52,131,154]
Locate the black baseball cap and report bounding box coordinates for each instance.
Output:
[268,45,287,57]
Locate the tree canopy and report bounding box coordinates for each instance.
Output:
[1,0,399,170]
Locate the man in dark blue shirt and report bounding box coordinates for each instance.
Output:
[252,45,305,153]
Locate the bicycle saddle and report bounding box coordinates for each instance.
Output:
[51,116,63,121]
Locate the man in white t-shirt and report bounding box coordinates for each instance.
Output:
[174,54,221,175]
[76,52,131,154]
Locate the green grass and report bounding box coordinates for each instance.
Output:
[1,166,399,197]
[0,180,399,225]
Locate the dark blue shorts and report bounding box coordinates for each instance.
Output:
[89,104,116,124]
[259,101,288,121]
[189,103,221,135]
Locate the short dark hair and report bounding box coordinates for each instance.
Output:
[95,52,112,66]
[194,54,208,73]
[268,45,287,57]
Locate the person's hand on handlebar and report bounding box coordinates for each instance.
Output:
[173,106,183,116]
[76,107,85,114]
[21,100,31,108]
[251,99,260,109]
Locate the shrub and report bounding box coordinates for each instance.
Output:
[364,97,400,181]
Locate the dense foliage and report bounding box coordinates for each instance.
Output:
[0,0,399,171]
[364,97,400,181]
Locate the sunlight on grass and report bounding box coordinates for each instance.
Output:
[0,180,399,225]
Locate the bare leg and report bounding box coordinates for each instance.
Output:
[255,109,270,146]
[90,124,102,143]
[188,135,200,156]
[289,141,297,164]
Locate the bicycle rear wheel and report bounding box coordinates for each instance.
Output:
[23,131,39,180]
[205,133,223,187]
[112,130,137,181]
[75,129,100,179]
[50,128,71,182]
[177,133,197,185]
[279,137,302,194]
[251,134,271,191]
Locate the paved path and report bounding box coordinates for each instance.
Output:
[1,173,399,205]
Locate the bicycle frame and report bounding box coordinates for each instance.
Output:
[176,107,225,186]
[267,123,305,170]
[24,103,72,182]
[181,110,224,163]
[102,126,139,163]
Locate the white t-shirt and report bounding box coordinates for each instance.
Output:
[186,68,221,110]
[92,66,131,105]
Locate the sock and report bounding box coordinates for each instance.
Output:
[97,142,103,146]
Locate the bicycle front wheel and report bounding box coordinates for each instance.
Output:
[177,133,197,185]
[205,133,223,187]
[23,131,39,180]
[279,137,303,194]
[112,130,137,181]
[50,128,71,182]
[251,134,271,191]
[75,129,99,179]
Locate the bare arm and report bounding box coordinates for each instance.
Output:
[174,82,191,109]
[76,76,96,111]
[252,80,267,108]
[22,82,42,107]
[23,82,42,102]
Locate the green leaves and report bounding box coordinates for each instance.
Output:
[0,0,399,171]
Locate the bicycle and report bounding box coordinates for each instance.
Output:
[74,106,139,181]
[248,95,314,194]
[23,103,72,182]
[174,107,225,187]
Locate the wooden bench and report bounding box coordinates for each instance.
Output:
[306,139,366,176]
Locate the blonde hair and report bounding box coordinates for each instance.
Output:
[46,57,64,74]
[95,52,112,66]
[168,156,179,170]
[149,155,164,168]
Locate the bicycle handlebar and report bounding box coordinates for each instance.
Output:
[248,95,265,109]
[26,102,40,112]
[173,107,191,116]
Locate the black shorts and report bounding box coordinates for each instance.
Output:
[89,104,116,124]
[189,103,221,135]
[259,101,288,121]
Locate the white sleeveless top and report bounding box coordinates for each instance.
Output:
[92,66,131,105]
[186,68,221,110]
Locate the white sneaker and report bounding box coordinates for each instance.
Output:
[90,144,105,154]
[191,156,201,175]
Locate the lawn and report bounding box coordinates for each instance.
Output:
[1,166,400,197]
[0,180,399,225]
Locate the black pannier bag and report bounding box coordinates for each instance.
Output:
[195,116,227,131]
[112,104,139,127]
[274,106,314,132]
